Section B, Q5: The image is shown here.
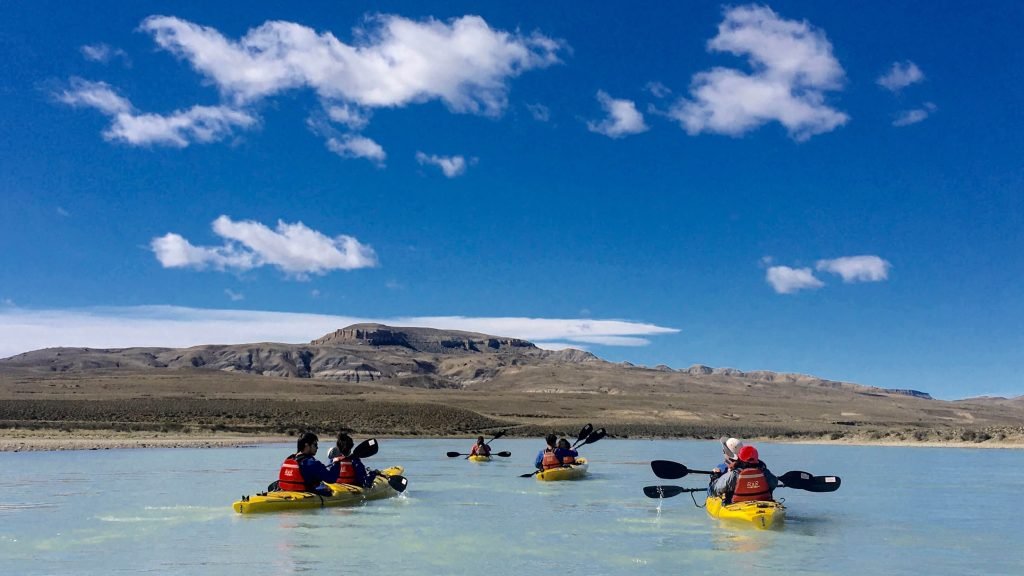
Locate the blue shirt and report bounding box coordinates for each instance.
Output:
[297,456,339,494]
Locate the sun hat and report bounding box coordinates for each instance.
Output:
[737,445,759,463]
[720,437,744,460]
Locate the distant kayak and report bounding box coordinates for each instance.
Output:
[705,495,785,529]
[536,457,588,481]
[468,455,492,463]
[233,466,404,514]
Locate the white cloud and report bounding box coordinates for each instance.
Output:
[669,4,848,141]
[140,14,563,114]
[877,61,924,92]
[415,151,473,177]
[57,78,256,147]
[645,81,672,98]
[526,103,551,122]
[326,135,386,164]
[224,289,245,301]
[325,103,371,130]
[151,215,378,276]
[816,255,891,283]
[893,102,937,127]
[80,43,130,65]
[57,207,70,217]
[766,265,824,294]
[0,305,679,359]
[587,91,648,138]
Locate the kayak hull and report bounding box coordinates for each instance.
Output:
[705,495,785,529]
[468,455,492,463]
[232,466,404,514]
[536,457,588,481]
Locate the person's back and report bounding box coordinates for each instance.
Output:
[554,438,578,465]
[710,445,778,504]
[278,432,338,495]
[470,436,491,457]
[536,433,559,470]
[331,432,370,487]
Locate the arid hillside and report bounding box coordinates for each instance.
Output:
[2,324,1022,445]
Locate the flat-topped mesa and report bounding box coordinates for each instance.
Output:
[311,323,538,354]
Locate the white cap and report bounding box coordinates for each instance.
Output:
[720,437,744,460]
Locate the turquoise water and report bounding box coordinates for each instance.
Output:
[1,439,1021,575]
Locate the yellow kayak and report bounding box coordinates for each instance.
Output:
[705,495,785,529]
[232,466,404,514]
[536,457,588,481]
[468,455,492,463]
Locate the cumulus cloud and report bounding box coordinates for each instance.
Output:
[0,306,680,359]
[669,4,848,141]
[415,151,474,177]
[325,103,371,130]
[877,61,924,92]
[80,43,130,65]
[587,91,648,138]
[526,103,551,122]
[326,135,386,164]
[816,255,891,283]
[893,102,937,127]
[151,215,378,276]
[765,265,824,294]
[139,14,563,114]
[57,78,255,147]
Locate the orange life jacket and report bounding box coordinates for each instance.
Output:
[557,450,576,465]
[278,453,310,492]
[541,448,562,470]
[731,467,773,503]
[333,456,357,484]
[471,444,491,456]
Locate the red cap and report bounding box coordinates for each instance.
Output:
[737,445,759,463]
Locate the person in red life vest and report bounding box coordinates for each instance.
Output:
[277,432,339,495]
[554,438,578,465]
[535,433,559,470]
[709,445,778,504]
[327,432,371,487]
[469,436,492,457]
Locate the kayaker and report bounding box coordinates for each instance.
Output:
[535,434,559,470]
[554,438,578,465]
[714,437,744,474]
[278,432,339,495]
[709,445,779,504]
[329,432,372,488]
[470,436,492,457]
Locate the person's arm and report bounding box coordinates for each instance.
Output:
[470,445,478,456]
[301,458,339,485]
[710,470,735,496]
[535,449,544,469]
[763,466,779,491]
[352,458,368,487]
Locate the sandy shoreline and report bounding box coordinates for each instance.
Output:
[3,430,1022,452]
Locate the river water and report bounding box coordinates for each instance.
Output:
[1,439,1020,575]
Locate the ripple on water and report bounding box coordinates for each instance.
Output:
[0,503,58,511]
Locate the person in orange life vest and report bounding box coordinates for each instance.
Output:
[327,432,371,488]
[278,432,339,495]
[470,436,492,457]
[535,434,558,470]
[710,445,778,504]
[554,438,578,465]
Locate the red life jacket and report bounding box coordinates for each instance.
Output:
[471,444,491,456]
[278,453,310,492]
[731,467,774,503]
[541,448,562,470]
[334,456,356,484]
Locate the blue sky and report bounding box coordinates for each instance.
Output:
[2,1,1021,400]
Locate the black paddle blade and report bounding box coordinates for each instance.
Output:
[651,460,689,479]
[519,470,540,478]
[583,428,606,446]
[779,470,842,492]
[643,485,687,499]
[495,451,512,457]
[387,474,409,493]
[576,423,594,442]
[351,438,379,460]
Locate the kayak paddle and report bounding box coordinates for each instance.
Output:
[778,470,841,492]
[446,451,512,458]
[643,485,705,499]
[571,423,595,448]
[351,438,379,460]
[384,473,409,493]
[650,460,715,479]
